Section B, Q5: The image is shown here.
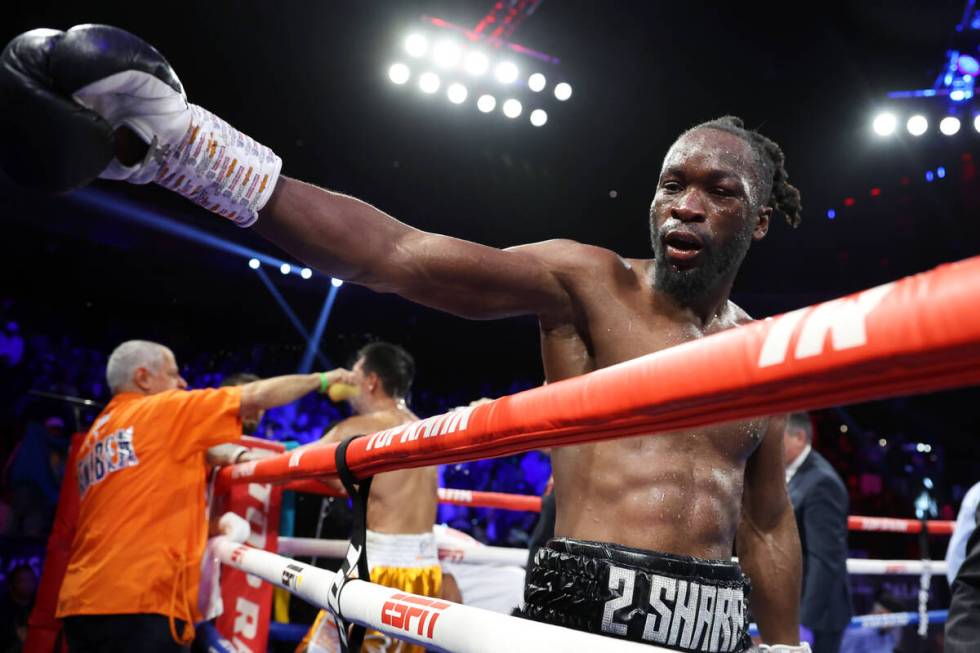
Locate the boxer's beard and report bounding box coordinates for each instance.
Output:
[651,221,754,306]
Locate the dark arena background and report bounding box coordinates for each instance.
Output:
[1,2,979,652]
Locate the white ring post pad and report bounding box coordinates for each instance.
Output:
[217,255,980,491]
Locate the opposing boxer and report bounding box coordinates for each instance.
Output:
[294,342,449,653]
[0,26,806,652]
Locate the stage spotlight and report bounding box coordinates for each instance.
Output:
[433,39,461,68]
[405,33,428,58]
[528,73,546,92]
[950,89,968,102]
[530,109,548,126]
[248,258,260,269]
[937,166,946,178]
[872,112,897,136]
[447,83,468,104]
[906,114,928,136]
[331,278,344,288]
[388,63,410,85]
[280,263,291,275]
[958,54,980,75]
[463,51,489,76]
[554,82,572,101]
[940,116,961,135]
[502,99,523,118]
[477,94,497,113]
[494,61,519,84]
[300,268,312,279]
[974,114,980,132]
[419,72,441,94]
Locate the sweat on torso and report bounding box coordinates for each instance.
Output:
[541,257,766,559]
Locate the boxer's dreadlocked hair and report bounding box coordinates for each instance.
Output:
[686,116,802,228]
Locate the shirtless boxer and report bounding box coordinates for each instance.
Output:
[0,25,806,651]
[295,342,448,653]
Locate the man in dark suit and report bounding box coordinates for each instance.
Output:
[784,412,853,653]
[945,501,980,652]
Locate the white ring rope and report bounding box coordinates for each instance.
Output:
[278,536,948,577]
[216,517,660,652]
[846,559,947,577]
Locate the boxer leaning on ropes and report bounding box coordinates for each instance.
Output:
[0,25,807,652]
[292,342,458,653]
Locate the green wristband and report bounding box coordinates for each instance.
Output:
[319,372,330,394]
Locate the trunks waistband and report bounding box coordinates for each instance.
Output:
[523,538,751,653]
[365,529,439,570]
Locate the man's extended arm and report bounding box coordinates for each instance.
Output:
[736,415,802,646]
[1,27,575,324]
[238,369,353,423]
[256,178,572,321]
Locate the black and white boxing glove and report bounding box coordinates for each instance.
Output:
[0,24,280,227]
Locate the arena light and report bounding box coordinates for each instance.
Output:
[300,268,313,280]
[958,54,980,75]
[554,82,572,101]
[419,72,441,94]
[872,112,897,136]
[447,83,468,104]
[432,39,462,68]
[476,94,497,113]
[974,114,980,132]
[248,258,261,269]
[280,263,291,275]
[528,73,546,92]
[463,51,489,76]
[494,61,519,84]
[906,114,928,136]
[331,278,344,288]
[404,33,428,58]
[530,109,548,127]
[388,63,410,85]
[939,115,961,135]
[502,99,523,118]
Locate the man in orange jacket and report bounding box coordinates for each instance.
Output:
[56,340,353,652]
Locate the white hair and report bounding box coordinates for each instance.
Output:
[106,340,170,394]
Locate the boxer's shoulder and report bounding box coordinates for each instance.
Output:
[508,239,637,282]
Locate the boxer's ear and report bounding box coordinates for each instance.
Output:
[753,206,772,241]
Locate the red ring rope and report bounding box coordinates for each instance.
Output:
[848,515,954,535]
[218,256,980,490]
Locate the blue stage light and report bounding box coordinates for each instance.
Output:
[925,170,935,182]
[827,209,836,220]
[248,258,260,269]
[958,55,980,75]
[937,166,947,178]
[331,278,344,288]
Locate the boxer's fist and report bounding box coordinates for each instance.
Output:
[0,24,187,192]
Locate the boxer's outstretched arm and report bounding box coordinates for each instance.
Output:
[256,177,573,322]
[736,415,802,646]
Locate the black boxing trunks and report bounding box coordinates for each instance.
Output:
[522,538,752,653]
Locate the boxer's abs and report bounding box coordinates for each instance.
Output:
[551,419,763,560]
